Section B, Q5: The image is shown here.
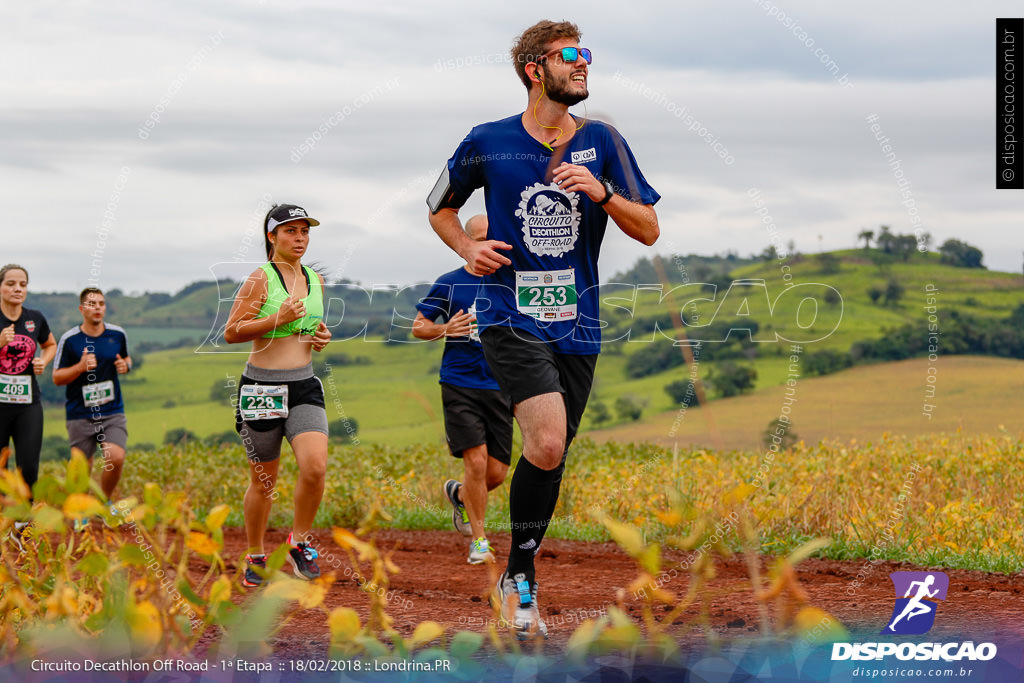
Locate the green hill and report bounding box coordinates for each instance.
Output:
[589,355,1024,451]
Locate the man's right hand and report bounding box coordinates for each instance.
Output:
[462,240,512,276]
[444,310,475,338]
[81,352,97,372]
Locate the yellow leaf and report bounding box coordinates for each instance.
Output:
[784,537,830,567]
[63,493,104,519]
[597,624,641,650]
[127,600,162,650]
[328,607,362,640]
[65,452,91,494]
[654,509,683,526]
[265,579,327,608]
[208,576,232,606]
[408,621,445,649]
[332,528,370,553]
[593,513,645,557]
[607,606,634,631]
[636,543,661,575]
[627,574,674,604]
[793,607,849,643]
[0,469,31,500]
[186,532,221,557]
[670,518,706,550]
[295,582,328,609]
[565,616,607,663]
[205,504,230,531]
[723,482,756,505]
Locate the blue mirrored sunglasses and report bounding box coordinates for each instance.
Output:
[542,46,592,65]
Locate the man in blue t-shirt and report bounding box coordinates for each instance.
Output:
[53,288,131,511]
[413,214,513,567]
[427,20,660,639]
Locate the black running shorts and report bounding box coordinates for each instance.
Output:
[234,363,327,463]
[479,326,597,450]
[440,382,513,465]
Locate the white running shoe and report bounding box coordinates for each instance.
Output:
[443,479,472,537]
[491,570,547,639]
[468,537,495,565]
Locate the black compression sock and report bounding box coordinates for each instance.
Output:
[507,455,560,583]
[534,458,565,550]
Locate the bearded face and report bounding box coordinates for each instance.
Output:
[541,61,589,107]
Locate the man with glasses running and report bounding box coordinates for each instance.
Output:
[427,19,660,639]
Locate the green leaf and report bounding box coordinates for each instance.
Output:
[32,505,65,533]
[448,631,483,659]
[76,552,109,577]
[143,482,162,508]
[414,648,448,663]
[177,579,205,607]
[118,543,151,566]
[30,475,65,507]
[354,635,391,658]
[265,543,291,574]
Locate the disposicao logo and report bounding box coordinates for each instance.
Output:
[883,571,948,635]
[831,571,998,663]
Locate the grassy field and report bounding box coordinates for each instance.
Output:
[591,355,1024,452]
[40,344,1022,452]
[37,428,1023,574]
[123,326,211,346]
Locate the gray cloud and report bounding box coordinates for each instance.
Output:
[2,1,1021,292]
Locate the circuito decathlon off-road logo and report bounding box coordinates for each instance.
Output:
[516,182,580,258]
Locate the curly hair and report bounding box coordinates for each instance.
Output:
[510,20,582,91]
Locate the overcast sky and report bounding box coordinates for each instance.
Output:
[3,0,1022,295]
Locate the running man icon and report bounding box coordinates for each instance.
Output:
[883,571,949,635]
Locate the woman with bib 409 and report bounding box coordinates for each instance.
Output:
[0,264,57,550]
[225,204,332,586]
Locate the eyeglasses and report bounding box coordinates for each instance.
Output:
[541,46,592,65]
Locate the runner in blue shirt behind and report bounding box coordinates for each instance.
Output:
[413,214,514,567]
[53,287,131,525]
[427,20,660,639]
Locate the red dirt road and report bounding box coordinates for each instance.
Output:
[205,527,1024,658]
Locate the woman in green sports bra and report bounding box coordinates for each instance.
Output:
[224,203,332,585]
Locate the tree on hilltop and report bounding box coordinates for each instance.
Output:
[939,239,985,269]
[876,226,896,253]
[858,229,874,249]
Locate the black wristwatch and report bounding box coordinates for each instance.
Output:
[596,179,615,206]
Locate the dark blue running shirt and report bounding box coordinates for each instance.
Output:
[416,267,501,391]
[444,114,659,354]
[54,324,129,420]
